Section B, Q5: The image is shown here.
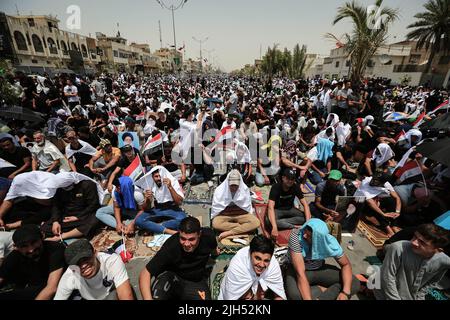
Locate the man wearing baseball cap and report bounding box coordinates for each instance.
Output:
[309,170,347,223]
[267,168,311,241]
[54,239,134,300]
[0,224,65,300]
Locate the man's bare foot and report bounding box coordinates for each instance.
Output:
[163,229,178,236]
[218,231,234,241]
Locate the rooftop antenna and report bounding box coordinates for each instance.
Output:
[15,4,20,15]
[159,20,163,49]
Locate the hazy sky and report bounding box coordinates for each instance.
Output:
[1,0,428,71]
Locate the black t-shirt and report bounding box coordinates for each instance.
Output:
[269,182,304,210]
[145,228,217,282]
[68,144,93,171]
[0,241,65,289]
[0,146,32,178]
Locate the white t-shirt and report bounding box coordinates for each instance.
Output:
[64,85,79,103]
[54,252,129,300]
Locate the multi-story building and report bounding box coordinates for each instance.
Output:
[306,41,450,87]
[154,48,183,73]
[0,12,162,76]
[0,12,100,75]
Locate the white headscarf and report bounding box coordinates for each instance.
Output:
[65,139,97,159]
[298,116,308,129]
[211,171,253,219]
[398,129,422,149]
[325,113,340,128]
[364,115,375,127]
[5,171,104,204]
[218,246,286,300]
[235,140,251,164]
[372,143,395,167]
[135,166,184,204]
[335,122,351,147]
[354,177,394,200]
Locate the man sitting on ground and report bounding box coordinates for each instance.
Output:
[31,131,70,173]
[211,170,260,241]
[139,217,218,300]
[89,139,121,189]
[65,130,97,178]
[309,170,346,222]
[373,224,450,300]
[267,168,311,241]
[284,218,360,300]
[135,166,186,235]
[54,239,134,300]
[0,224,65,300]
[96,176,146,235]
[41,179,100,242]
[219,235,286,300]
[0,134,32,179]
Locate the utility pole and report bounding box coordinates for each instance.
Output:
[156,0,188,50]
[192,36,208,72]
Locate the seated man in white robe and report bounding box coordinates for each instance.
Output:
[219,235,286,300]
[211,170,260,241]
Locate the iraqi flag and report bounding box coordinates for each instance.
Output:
[213,126,234,143]
[427,100,449,116]
[108,112,119,123]
[136,112,145,121]
[123,156,144,182]
[0,158,16,169]
[394,160,422,184]
[143,133,163,152]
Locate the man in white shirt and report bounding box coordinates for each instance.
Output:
[54,239,134,300]
[64,79,80,109]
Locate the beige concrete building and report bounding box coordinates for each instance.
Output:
[306,41,450,87]
[0,12,100,75]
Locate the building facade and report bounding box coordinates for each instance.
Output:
[306,41,450,88]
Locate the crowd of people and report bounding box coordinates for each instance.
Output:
[0,70,449,300]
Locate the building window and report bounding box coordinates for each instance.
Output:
[28,18,35,27]
[71,42,79,51]
[81,44,88,58]
[61,41,68,55]
[47,38,57,54]
[31,59,38,64]
[335,61,340,68]
[367,60,375,67]
[409,54,421,64]
[48,22,53,32]
[345,60,350,67]
[113,50,118,57]
[13,31,28,51]
[32,34,44,53]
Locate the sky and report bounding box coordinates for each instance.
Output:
[1,0,429,72]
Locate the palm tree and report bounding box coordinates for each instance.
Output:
[406,0,450,74]
[328,0,399,83]
[292,44,307,78]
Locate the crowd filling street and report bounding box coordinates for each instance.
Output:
[0,72,449,300]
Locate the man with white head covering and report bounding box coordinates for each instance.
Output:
[135,166,186,235]
[219,235,286,300]
[211,170,259,241]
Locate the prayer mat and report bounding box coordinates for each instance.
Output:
[211,267,227,300]
[357,220,390,249]
[90,229,154,259]
[183,183,214,205]
[254,203,291,247]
